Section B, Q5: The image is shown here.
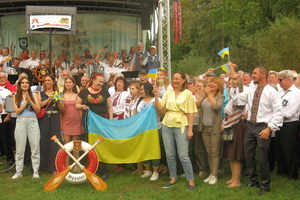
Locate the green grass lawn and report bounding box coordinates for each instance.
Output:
[0,156,299,200]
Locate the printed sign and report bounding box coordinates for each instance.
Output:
[30,15,72,30]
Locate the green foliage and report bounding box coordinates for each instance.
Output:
[175,50,223,77]
[172,0,300,74]
[255,16,300,71]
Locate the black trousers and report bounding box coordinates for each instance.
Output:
[268,137,276,171]
[275,121,299,179]
[244,122,271,190]
[0,114,14,162]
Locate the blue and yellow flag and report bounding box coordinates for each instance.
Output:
[88,105,160,164]
[218,47,229,59]
[221,63,230,73]
[147,69,158,78]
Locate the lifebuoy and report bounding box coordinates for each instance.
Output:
[55,140,99,184]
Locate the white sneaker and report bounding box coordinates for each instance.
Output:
[12,172,22,179]
[141,170,152,178]
[33,171,40,179]
[150,172,159,181]
[204,174,212,183]
[208,176,218,185]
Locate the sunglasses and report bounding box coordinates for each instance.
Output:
[278,78,286,82]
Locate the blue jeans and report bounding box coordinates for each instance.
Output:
[162,125,194,181]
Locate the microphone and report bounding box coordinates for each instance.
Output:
[104,44,109,49]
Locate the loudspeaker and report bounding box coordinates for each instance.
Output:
[141,0,151,30]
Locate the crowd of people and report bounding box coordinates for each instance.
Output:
[0,43,299,195]
[0,42,160,86]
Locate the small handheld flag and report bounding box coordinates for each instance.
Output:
[147,69,158,78]
[218,47,229,59]
[221,64,230,73]
[50,91,64,101]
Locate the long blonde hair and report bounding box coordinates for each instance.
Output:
[207,77,223,96]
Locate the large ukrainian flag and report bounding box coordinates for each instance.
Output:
[88,105,161,163]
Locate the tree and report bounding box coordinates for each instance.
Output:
[171,0,300,74]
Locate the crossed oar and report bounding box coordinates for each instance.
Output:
[44,135,107,191]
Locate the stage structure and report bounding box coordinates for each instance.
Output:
[0,0,172,76]
[158,0,171,80]
[26,6,77,66]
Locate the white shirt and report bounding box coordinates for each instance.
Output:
[279,84,300,122]
[124,96,138,119]
[19,60,27,68]
[39,59,46,64]
[25,58,40,70]
[0,55,8,62]
[0,55,10,69]
[70,65,82,75]
[242,83,256,113]
[243,82,256,92]
[61,61,70,71]
[230,84,283,131]
[0,87,12,115]
[111,91,130,119]
[158,84,172,98]
[114,59,122,67]
[103,64,122,83]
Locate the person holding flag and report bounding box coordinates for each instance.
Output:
[137,82,162,181]
[76,73,113,181]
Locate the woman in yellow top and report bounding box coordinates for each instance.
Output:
[154,72,198,190]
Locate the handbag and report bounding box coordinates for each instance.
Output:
[36,108,46,119]
[222,126,235,141]
[36,101,50,119]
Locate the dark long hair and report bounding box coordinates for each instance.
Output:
[174,72,188,91]
[142,82,154,97]
[15,77,35,110]
[43,74,58,92]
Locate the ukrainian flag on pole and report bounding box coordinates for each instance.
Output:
[218,47,230,59]
[221,63,230,73]
[147,69,158,78]
[88,105,160,163]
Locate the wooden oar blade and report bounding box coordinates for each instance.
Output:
[44,168,71,191]
[83,168,107,191]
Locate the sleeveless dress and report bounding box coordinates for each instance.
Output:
[62,100,82,136]
[39,91,61,173]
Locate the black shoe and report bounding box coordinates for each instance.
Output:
[7,160,15,166]
[247,182,260,188]
[258,188,270,196]
[100,173,108,181]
